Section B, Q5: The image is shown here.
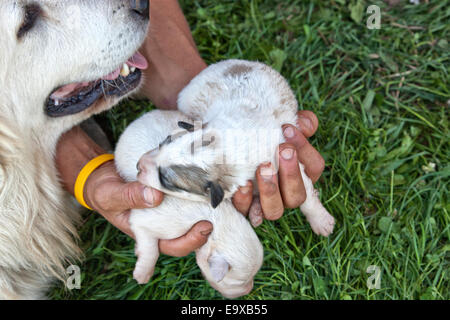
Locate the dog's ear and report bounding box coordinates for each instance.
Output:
[208,252,230,283]
[205,181,224,208]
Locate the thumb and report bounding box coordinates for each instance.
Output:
[159,221,214,257]
[113,181,164,211]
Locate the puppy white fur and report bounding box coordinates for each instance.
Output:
[138,60,335,236]
[0,1,149,299]
[115,110,264,299]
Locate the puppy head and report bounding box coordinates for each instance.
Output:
[137,117,281,207]
[137,121,241,208]
[195,204,264,298]
[0,0,149,134]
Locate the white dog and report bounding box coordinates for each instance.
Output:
[137,60,336,236]
[115,110,264,299]
[0,0,149,299]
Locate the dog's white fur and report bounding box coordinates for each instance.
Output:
[0,0,148,299]
[115,110,264,299]
[138,60,336,236]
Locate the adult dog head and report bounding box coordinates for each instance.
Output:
[0,0,149,145]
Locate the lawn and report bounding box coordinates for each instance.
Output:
[50,0,449,300]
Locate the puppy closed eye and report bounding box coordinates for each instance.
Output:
[17,3,41,39]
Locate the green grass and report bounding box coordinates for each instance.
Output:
[50,0,449,300]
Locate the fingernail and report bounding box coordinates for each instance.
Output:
[298,116,313,131]
[143,187,155,207]
[239,182,252,194]
[281,148,294,160]
[201,229,213,236]
[283,126,295,139]
[261,163,275,181]
[240,186,251,194]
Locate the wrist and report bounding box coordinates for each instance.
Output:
[74,154,115,210]
[83,160,117,211]
[56,125,106,195]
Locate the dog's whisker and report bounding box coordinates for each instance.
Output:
[100,81,107,100]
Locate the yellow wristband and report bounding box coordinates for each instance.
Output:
[74,154,115,210]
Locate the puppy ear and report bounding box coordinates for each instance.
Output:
[205,181,224,208]
[208,252,230,283]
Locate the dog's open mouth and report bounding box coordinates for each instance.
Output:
[46,52,148,117]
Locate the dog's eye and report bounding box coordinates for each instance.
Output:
[17,3,41,39]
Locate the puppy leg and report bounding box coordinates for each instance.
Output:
[133,228,160,284]
[298,163,335,236]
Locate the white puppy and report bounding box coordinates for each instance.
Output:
[137,60,335,236]
[115,110,264,299]
[0,0,149,299]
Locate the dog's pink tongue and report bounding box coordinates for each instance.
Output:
[127,52,148,69]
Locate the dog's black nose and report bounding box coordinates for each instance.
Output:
[130,0,149,18]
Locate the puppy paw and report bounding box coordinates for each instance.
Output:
[307,210,335,237]
[133,267,154,284]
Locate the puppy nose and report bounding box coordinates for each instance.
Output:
[130,0,149,18]
[137,158,151,173]
[138,150,156,172]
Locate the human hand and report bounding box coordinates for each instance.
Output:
[56,125,213,257]
[232,111,325,227]
[84,160,213,256]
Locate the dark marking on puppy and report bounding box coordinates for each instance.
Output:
[224,64,254,77]
[178,121,195,132]
[159,165,209,196]
[158,165,226,208]
[159,135,172,148]
[205,181,225,208]
[159,130,189,148]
